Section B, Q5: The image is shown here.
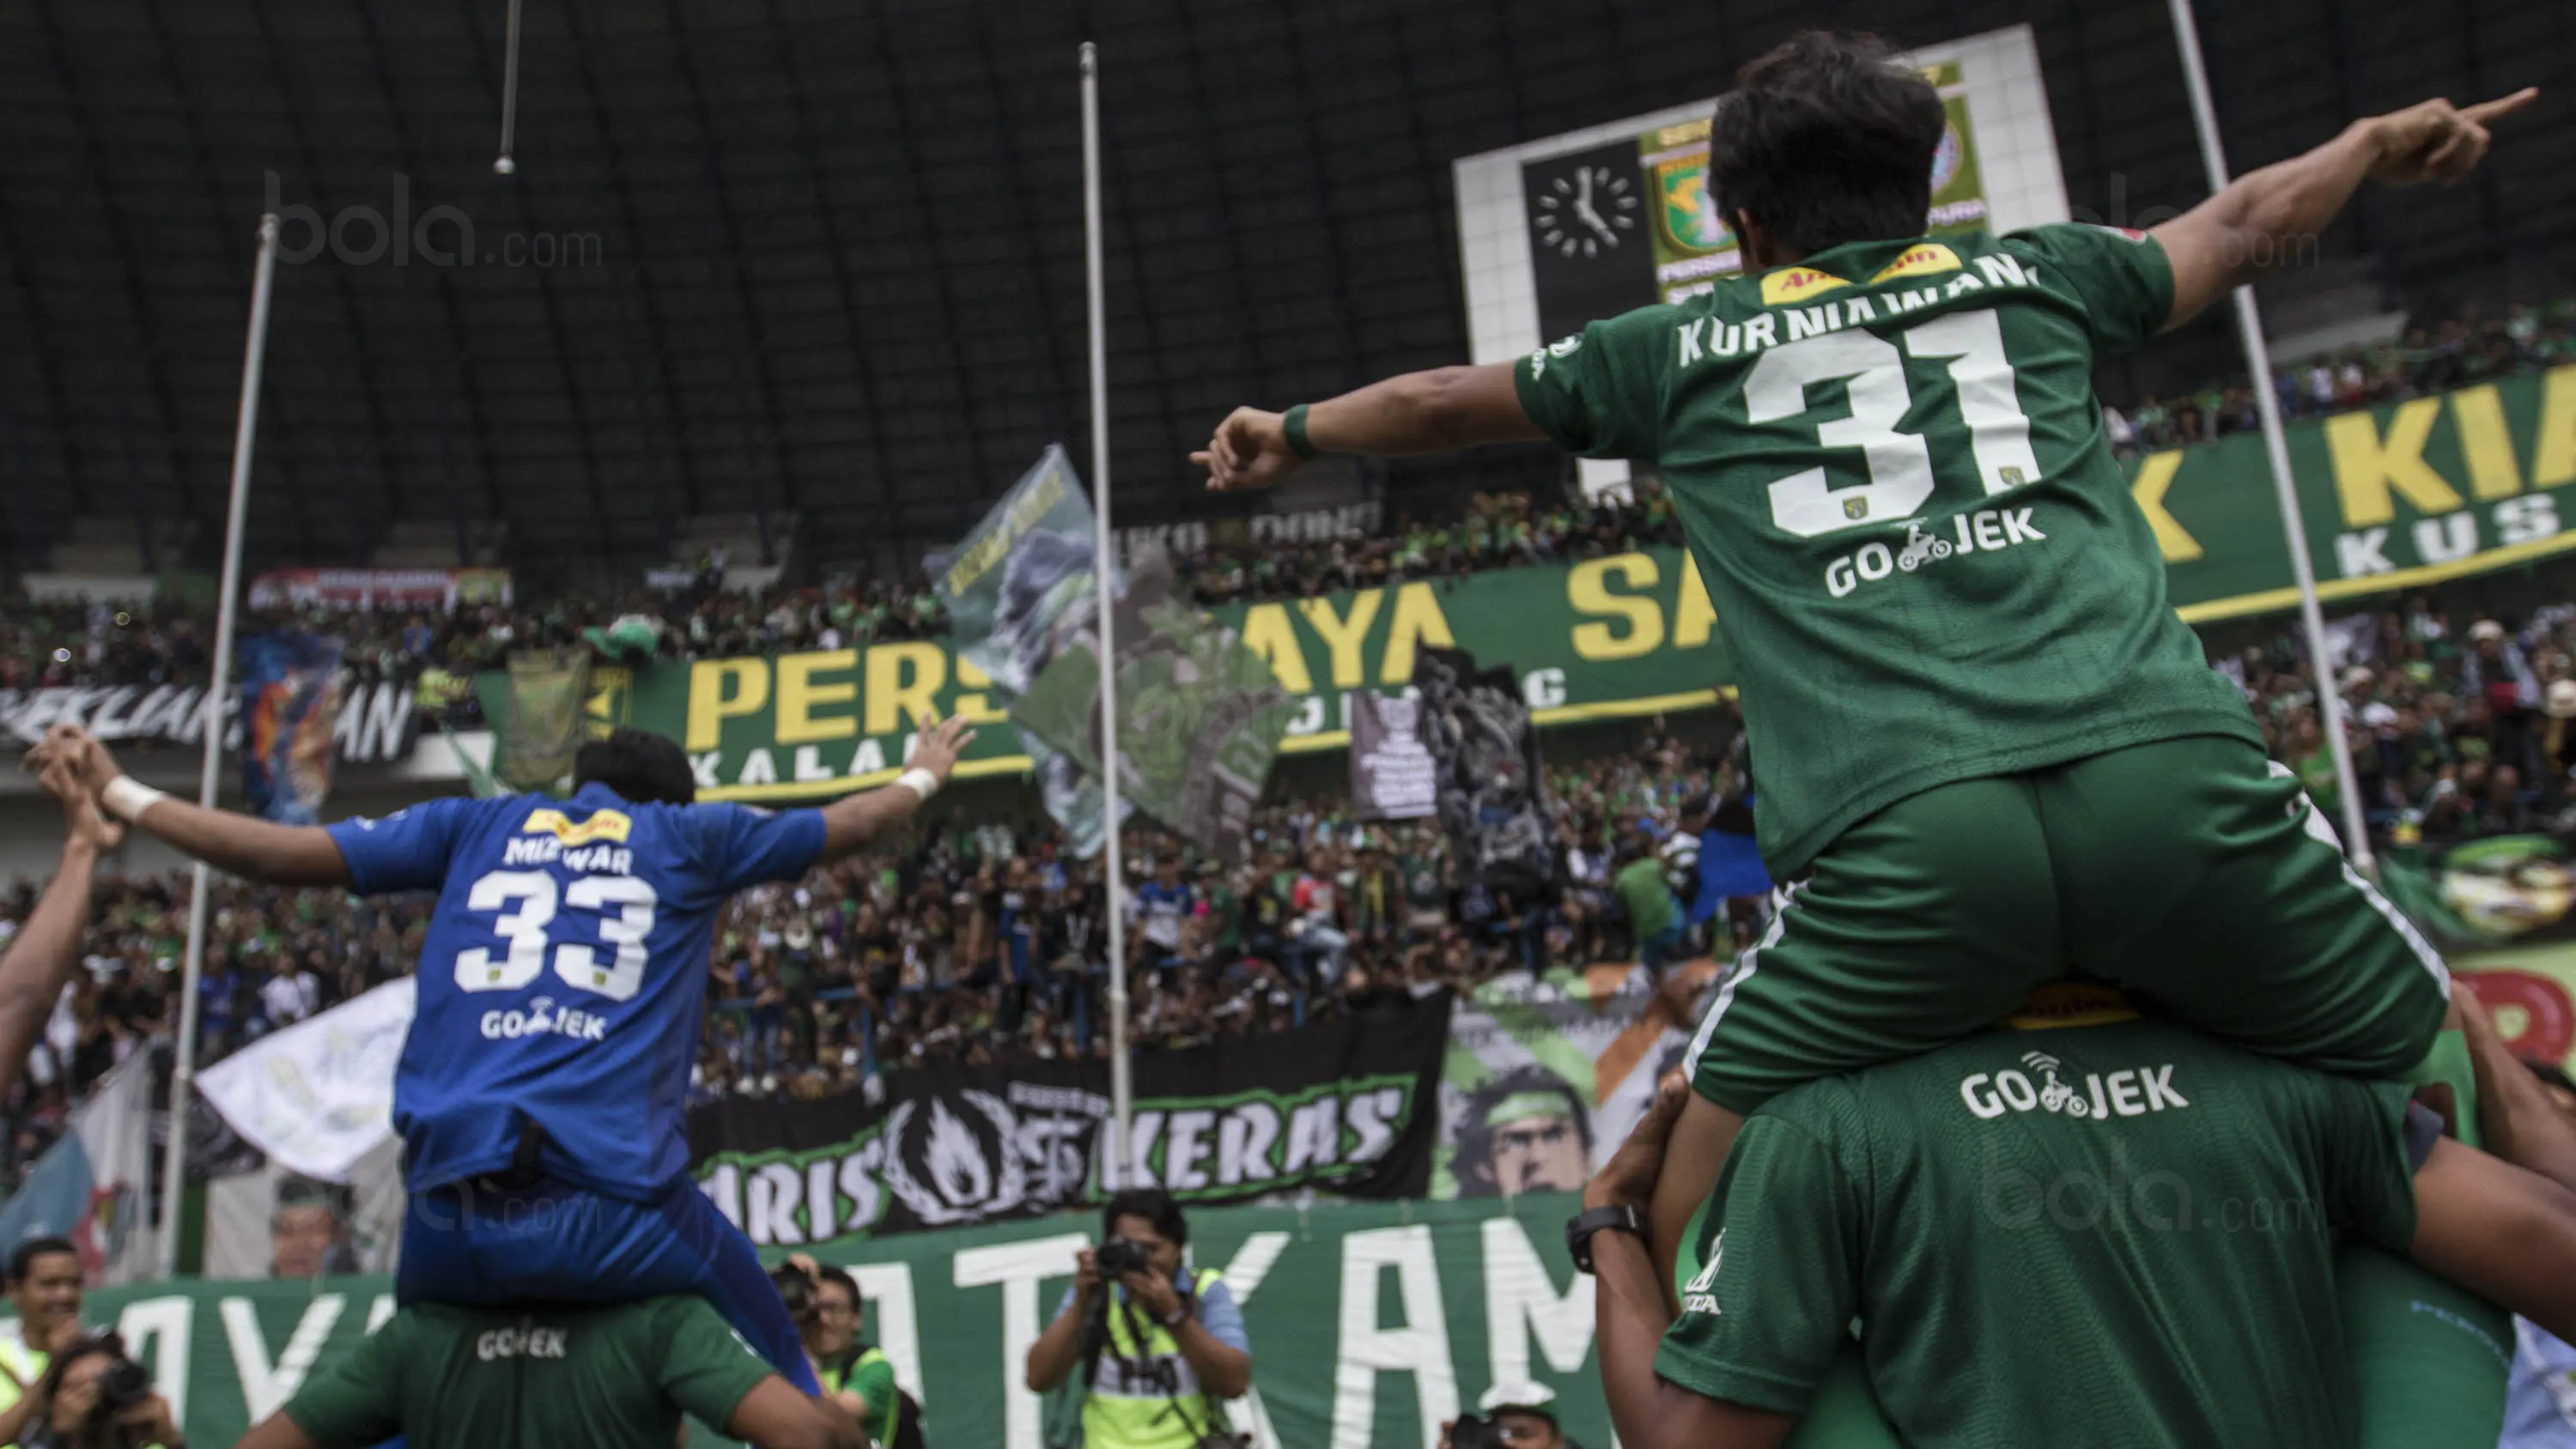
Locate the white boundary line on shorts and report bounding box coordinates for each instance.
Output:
[1686,879,1807,1078]
[2272,760,2451,997]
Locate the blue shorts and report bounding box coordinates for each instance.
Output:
[397,1173,818,1395]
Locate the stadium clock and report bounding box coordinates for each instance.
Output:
[1529,161,1639,259]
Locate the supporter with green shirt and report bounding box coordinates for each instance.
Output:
[1612,848,1681,981]
[237,1297,862,1449]
[787,1256,915,1449]
[1571,989,2576,1449]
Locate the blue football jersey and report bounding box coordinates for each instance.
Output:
[328,782,824,1197]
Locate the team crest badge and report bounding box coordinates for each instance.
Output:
[1844,498,1868,521]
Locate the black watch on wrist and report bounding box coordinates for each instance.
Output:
[1564,1202,1647,1275]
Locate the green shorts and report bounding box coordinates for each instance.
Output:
[1687,735,2451,1113]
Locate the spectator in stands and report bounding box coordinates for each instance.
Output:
[0,1239,87,1443]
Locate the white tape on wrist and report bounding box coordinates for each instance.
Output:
[893,767,942,803]
[100,776,169,823]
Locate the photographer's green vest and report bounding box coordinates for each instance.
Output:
[1082,1268,1226,1449]
[0,1337,43,1435]
[819,1345,911,1449]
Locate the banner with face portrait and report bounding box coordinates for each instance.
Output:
[1431,962,1716,1200]
[1349,689,1437,822]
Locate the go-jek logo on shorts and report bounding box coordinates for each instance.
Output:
[481,995,611,1043]
[1959,1052,2189,1120]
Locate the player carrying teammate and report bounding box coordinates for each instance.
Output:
[1194,30,2540,1276]
[28,716,977,1396]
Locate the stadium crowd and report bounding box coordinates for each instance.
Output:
[0,721,1731,1179]
[2106,297,2576,454]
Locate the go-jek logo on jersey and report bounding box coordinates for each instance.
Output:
[1823,507,2048,597]
[1681,1230,1725,1316]
[1959,1053,2189,1120]
[481,995,611,1043]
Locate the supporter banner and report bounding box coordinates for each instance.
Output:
[1012,579,1294,858]
[2149,364,2576,620]
[246,567,512,610]
[2463,954,2576,1087]
[1417,648,1560,897]
[197,978,413,1184]
[240,633,343,824]
[9,1191,1617,1449]
[1116,500,1384,558]
[498,648,592,790]
[1350,689,1437,821]
[0,1053,155,1286]
[0,677,419,764]
[1432,965,1714,1200]
[932,446,1126,855]
[200,1141,405,1281]
[580,547,1737,803]
[16,573,156,603]
[690,991,1448,1243]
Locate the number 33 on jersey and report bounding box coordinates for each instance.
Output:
[326,783,827,1195]
[1514,224,2259,876]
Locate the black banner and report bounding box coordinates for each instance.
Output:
[1350,689,1437,822]
[690,991,1450,1246]
[1415,648,1563,898]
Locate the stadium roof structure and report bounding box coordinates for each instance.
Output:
[0,0,2564,582]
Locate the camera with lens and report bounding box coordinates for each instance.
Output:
[769,1260,818,1327]
[1094,1236,1156,1279]
[91,1355,150,1419]
[1448,1415,1512,1449]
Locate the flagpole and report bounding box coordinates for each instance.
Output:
[2161,0,2374,872]
[1080,42,1134,1190]
[160,213,281,1276]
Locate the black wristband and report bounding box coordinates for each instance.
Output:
[1282,403,1321,460]
[1564,1202,1647,1275]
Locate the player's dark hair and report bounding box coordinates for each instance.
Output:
[1707,31,1946,259]
[1103,1186,1188,1246]
[9,1236,77,1285]
[574,728,697,807]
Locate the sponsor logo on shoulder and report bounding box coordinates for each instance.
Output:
[523,806,632,846]
[1525,332,1583,379]
[1758,266,1850,306]
[1681,1230,1724,1315]
[1868,243,1962,282]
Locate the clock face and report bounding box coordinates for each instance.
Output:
[1531,162,1641,260]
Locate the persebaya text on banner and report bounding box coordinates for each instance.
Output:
[689,991,1447,1242]
[8,1191,1614,1449]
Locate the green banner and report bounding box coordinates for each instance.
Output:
[558,552,1737,803]
[28,1194,1614,1449]
[2143,363,2576,620]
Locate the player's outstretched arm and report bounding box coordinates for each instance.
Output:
[26,725,350,888]
[2153,88,2536,332]
[1194,363,1544,494]
[815,714,976,864]
[0,762,122,1106]
[2409,1136,2576,1344]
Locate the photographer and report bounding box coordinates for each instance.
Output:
[9,1335,179,1449]
[1443,1384,1576,1449]
[779,1256,914,1449]
[0,1238,89,1444]
[1024,1189,1251,1449]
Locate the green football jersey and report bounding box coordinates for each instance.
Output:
[281,1297,775,1449]
[1516,226,2257,872]
[1659,1016,2420,1449]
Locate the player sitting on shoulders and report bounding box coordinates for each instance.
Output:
[28,716,977,1396]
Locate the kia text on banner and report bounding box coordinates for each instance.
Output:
[690,991,1447,1243]
[2144,363,2576,620]
[20,1192,1626,1449]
